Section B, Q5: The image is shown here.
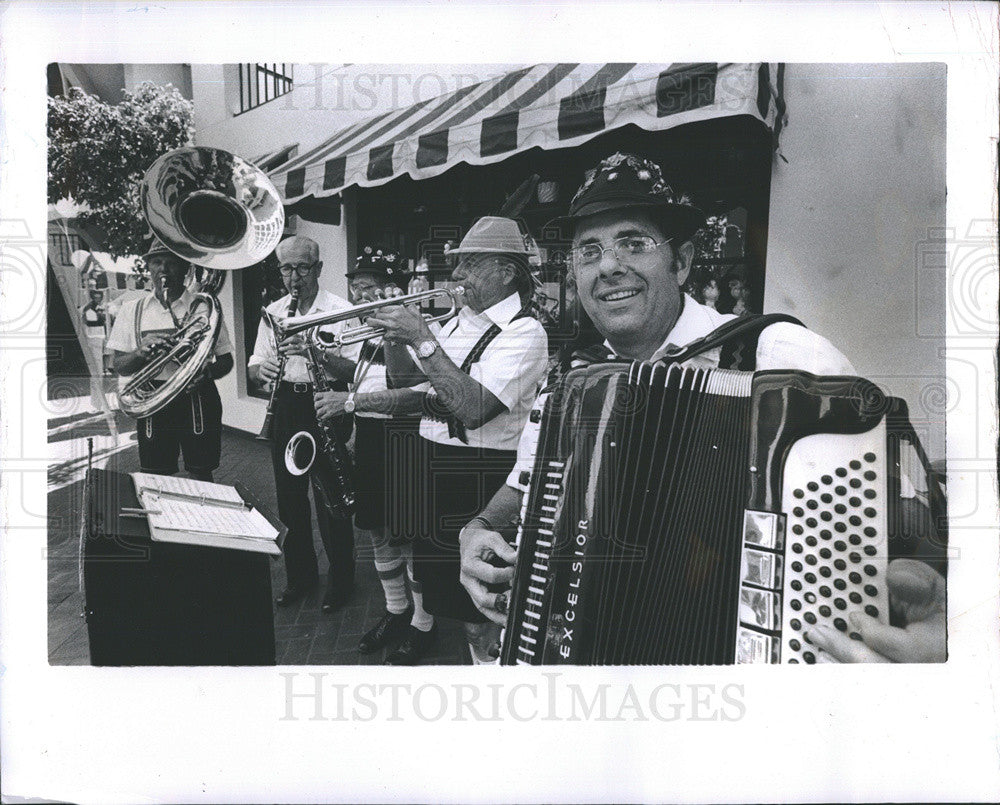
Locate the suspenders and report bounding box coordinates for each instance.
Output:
[132,293,206,433]
[423,307,533,444]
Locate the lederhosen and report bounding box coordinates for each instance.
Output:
[132,296,223,476]
[352,341,420,532]
[405,309,532,623]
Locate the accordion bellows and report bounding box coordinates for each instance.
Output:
[501,362,935,665]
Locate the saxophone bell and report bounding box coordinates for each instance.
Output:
[284,430,317,476]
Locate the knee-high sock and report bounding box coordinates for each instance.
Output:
[364,527,408,615]
[404,547,434,631]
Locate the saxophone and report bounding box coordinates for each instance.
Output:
[283,330,356,519]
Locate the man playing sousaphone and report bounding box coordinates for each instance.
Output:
[107,238,234,482]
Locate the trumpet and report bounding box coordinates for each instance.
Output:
[275,287,463,349]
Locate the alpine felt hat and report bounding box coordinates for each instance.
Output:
[545,152,705,244]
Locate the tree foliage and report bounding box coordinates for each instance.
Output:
[48,82,194,260]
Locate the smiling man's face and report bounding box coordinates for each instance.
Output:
[571,209,692,358]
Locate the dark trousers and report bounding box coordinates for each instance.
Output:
[271,384,354,593]
[405,438,517,623]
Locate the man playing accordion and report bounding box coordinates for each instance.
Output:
[459,153,946,664]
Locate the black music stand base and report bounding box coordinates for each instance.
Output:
[82,469,277,666]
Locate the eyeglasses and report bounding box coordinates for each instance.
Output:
[278,262,318,277]
[569,236,672,266]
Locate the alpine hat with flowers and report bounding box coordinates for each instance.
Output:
[546,152,705,244]
[347,244,404,285]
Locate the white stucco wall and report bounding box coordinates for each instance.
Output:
[765,63,947,460]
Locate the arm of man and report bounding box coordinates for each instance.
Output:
[247,314,280,387]
[314,387,427,421]
[383,341,429,388]
[368,305,508,429]
[198,317,234,381]
[320,351,357,383]
[106,299,173,376]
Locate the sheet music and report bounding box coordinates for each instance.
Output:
[132,472,245,504]
[131,473,279,543]
[142,497,276,539]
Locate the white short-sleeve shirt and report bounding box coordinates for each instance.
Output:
[506,294,855,491]
[247,290,357,384]
[418,292,549,452]
[105,289,233,388]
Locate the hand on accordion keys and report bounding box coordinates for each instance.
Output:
[459,520,517,626]
[807,559,947,663]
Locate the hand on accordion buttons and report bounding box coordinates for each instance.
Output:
[807,559,947,663]
[459,525,517,625]
[314,390,349,422]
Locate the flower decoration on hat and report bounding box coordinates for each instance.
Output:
[352,244,402,277]
[570,152,692,206]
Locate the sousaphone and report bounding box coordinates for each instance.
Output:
[119,147,285,418]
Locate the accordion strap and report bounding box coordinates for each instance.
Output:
[658,313,804,369]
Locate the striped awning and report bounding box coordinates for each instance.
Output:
[251,143,298,172]
[270,63,782,204]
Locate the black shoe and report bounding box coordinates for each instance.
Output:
[384,624,438,666]
[275,582,316,607]
[321,586,354,614]
[359,608,414,653]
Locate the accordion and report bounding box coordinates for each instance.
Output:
[500,362,939,665]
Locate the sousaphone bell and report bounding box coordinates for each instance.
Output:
[119,147,285,418]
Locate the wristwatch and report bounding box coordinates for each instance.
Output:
[416,339,439,359]
[343,392,356,414]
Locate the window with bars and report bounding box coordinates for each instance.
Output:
[237,63,294,114]
[51,232,83,265]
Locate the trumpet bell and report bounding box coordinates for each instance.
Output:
[141,147,285,271]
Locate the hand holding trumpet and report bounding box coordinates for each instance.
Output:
[365,303,434,347]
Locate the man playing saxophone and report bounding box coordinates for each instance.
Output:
[248,235,358,612]
[107,238,234,482]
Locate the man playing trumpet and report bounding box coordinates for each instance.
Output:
[107,238,234,482]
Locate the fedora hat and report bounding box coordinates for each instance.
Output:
[448,216,539,260]
[546,152,705,244]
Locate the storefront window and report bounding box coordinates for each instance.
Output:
[355,114,774,357]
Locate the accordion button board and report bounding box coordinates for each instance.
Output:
[736,427,890,664]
